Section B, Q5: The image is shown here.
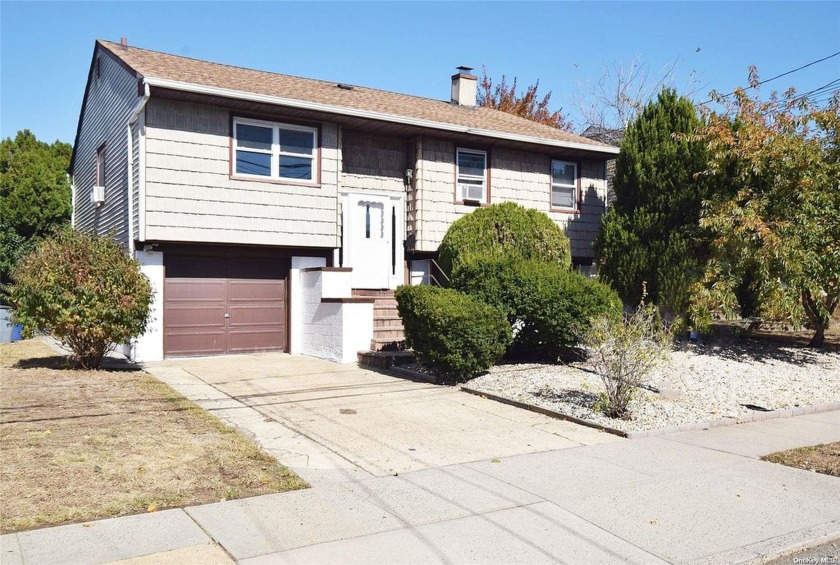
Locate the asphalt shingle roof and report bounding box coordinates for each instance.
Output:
[98,40,614,151]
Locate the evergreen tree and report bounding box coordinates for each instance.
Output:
[594,89,724,320]
[0,130,72,286]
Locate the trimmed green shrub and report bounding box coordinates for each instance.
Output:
[438,202,571,280]
[7,227,153,369]
[453,258,621,361]
[395,285,511,383]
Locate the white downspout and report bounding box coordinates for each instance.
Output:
[70,174,76,228]
[126,81,150,254]
[125,82,150,361]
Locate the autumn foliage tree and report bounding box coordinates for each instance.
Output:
[478,67,573,132]
[690,69,840,347]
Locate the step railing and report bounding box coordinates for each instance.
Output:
[428,258,451,288]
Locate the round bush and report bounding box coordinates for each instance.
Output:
[8,227,153,369]
[453,258,621,361]
[438,202,572,280]
[395,285,511,383]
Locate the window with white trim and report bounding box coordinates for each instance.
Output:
[233,118,317,182]
[95,145,106,186]
[456,148,488,203]
[551,160,578,210]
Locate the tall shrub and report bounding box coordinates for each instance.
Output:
[7,228,153,369]
[438,202,571,280]
[395,285,511,383]
[594,88,730,321]
[453,258,621,361]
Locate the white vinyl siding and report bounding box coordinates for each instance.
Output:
[455,148,487,203]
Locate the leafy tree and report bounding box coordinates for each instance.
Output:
[690,69,840,347]
[7,228,153,369]
[438,202,571,280]
[478,68,573,132]
[0,130,72,238]
[594,88,726,322]
[0,130,72,287]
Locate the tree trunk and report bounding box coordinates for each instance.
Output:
[808,325,825,348]
[801,289,828,348]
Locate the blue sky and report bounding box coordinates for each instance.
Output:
[1,1,838,143]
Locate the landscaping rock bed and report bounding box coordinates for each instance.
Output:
[466,337,840,433]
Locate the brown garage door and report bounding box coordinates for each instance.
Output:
[164,254,288,357]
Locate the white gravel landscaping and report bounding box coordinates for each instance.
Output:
[467,338,840,433]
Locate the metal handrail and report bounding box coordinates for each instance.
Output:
[428,258,450,287]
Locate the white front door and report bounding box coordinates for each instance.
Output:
[343,193,404,289]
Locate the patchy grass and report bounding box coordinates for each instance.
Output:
[0,340,307,533]
[762,442,840,477]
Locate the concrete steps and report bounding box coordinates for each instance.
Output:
[353,289,405,351]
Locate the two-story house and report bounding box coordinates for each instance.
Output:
[70,39,618,363]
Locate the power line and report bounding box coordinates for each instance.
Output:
[698,50,840,105]
[757,51,840,86]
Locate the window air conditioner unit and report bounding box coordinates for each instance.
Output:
[90,185,105,207]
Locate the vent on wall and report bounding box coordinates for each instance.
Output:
[90,185,105,207]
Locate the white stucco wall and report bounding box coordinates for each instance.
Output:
[132,249,164,362]
[289,256,327,354]
[299,269,373,363]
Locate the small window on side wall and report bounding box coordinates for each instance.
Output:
[551,160,578,211]
[456,148,488,204]
[95,145,106,187]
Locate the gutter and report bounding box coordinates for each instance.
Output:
[143,77,620,155]
[126,82,151,253]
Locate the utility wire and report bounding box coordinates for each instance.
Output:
[698,50,840,105]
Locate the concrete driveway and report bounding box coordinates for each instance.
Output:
[6,351,840,564]
[144,352,618,481]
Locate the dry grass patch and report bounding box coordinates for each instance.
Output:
[762,442,840,477]
[0,340,307,532]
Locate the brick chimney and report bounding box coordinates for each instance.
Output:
[120,37,128,48]
[451,66,476,107]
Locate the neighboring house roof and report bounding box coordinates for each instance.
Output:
[580,125,625,147]
[93,40,617,154]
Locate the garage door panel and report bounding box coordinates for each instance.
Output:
[227,329,286,353]
[227,305,286,326]
[227,280,286,302]
[166,279,226,302]
[165,305,227,328]
[165,331,226,357]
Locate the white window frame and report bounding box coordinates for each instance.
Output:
[551,159,578,211]
[456,148,488,203]
[232,117,318,183]
[95,144,106,187]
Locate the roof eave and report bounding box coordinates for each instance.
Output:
[143,77,620,155]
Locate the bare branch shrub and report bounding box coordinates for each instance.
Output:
[584,302,672,419]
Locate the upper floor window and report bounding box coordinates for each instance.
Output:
[95,145,106,187]
[551,160,578,210]
[233,118,318,183]
[456,148,488,203]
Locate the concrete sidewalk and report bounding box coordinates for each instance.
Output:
[3,355,839,564]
